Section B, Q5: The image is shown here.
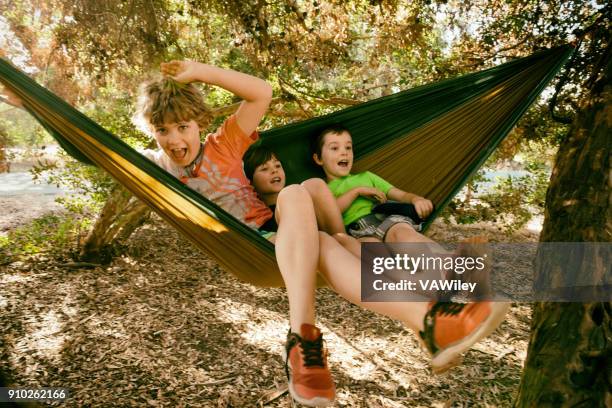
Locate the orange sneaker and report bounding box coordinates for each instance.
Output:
[284,324,336,407]
[419,301,510,374]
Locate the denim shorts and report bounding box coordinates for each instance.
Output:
[347,213,422,240]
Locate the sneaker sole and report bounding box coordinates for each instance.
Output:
[431,302,510,372]
[288,382,334,407]
[432,355,463,375]
[281,348,335,407]
[416,336,463,375]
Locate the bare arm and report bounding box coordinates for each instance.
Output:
[336,186,386,212]
[335,188,361,213]
[387,187,433,218]
[160,61,272,136]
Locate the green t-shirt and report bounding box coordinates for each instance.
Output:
[327,171,394,225]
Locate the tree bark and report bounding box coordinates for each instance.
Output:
[0,147,8,173]
[514,44,611,406]
[79,184,150,262]
[0,129,9,173]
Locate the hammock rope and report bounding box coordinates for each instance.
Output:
[0,45,573,287]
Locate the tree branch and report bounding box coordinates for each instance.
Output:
[210,97,283,117]
[278,77,362,106]
[463,36,533,68]
[117,0,137,46]
[278,80,313,118]
[0,96,21,110]
[548,40,582,125]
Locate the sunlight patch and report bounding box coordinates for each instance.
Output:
[83,313,129,339]
[210,299,422,384]
[526,215,543,233]
[323,331,380,382]
[15,309,66,372]
[211,299,253,323]
[0,273,34,284]
[241,319,288,355]
[210,299,287,354]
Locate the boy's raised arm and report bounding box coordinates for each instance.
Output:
[161,61,272,136]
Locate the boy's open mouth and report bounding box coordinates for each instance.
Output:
[271,177,282,184]
[171,148,188,159]
[338,159,350,168]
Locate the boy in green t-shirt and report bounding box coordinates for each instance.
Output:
[312,124,491,299]
[312,123,434,242]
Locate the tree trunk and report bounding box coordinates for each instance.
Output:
[0,130,9,173]
[79,183,150,262]
[0,148,8,173]
[514,46,611,406]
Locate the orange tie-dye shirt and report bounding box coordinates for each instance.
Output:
[144,115,273,229]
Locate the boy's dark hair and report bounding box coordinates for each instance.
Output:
[243,144,278,181]
[311,123,351,158]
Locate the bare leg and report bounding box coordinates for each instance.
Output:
[331,233,362,257]
[386,223,492,299]
[273,184,320,333]
[385,223,455,279]
[316,231,508,374]
[316,232,429,333]
[386,223,447,249]
[301,178,345,235]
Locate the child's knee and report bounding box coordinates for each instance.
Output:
[279,184,309,198]
[319,231,345,250]
[386,223,418,241]
[318,231,333,242]
[277,184,313,208]
[301,177,327,192]
[332,232,351,244]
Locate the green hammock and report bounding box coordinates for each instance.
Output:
[0,45,572,287]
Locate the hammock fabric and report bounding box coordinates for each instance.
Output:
[0,46,572,287]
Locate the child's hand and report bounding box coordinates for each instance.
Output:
[160,60,202,84]
[359,187,387,203]
[413,197,434,218]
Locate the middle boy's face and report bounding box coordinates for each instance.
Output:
[252,156,286,196]
[153,120,202,167]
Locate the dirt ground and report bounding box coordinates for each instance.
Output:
[0,204,539,407]
[0,194,65,232]
[0,164,67,232]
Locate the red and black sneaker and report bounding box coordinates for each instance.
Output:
[284,324,335,407]
[419,301,510,374]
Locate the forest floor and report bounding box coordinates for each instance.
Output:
[0,195,539,408]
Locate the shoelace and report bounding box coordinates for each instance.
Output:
[300,336,325,367]
[420,302,467,355]
[430,301,466,316]
[285,332,325,379]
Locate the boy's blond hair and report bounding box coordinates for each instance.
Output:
[133,78,213,135]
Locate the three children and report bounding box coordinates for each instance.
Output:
[1,59,508,408]
[245,140,504,378]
